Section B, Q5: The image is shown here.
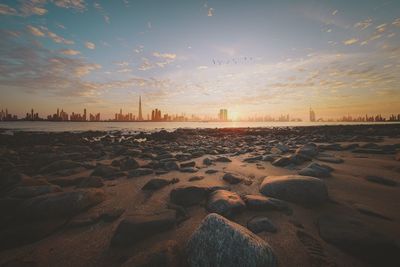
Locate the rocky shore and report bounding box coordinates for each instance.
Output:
[0,124,399,267]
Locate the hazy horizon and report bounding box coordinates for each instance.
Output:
[1,0,400,120]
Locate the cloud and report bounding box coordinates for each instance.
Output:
[332,10,338,16]
[343,38,358,45]
[52,0,86,11]
[152,52,177,60]
[393,18,400,27]
[354,18,372,30]
[93,2,110,23]
[60,49,81,55]
[27,25,46,37]
[85,41,95,49]
[207,8,214,17]
[0,4,18,16]
[197,66,208,70]
[375,23,387,33]
[47,30,74,44]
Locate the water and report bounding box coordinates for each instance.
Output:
[0,121,398,133]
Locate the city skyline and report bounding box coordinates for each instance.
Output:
[1,1,400,119]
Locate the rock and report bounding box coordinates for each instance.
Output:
[352,148,387,154]
[48,176,84,187]
[186,213,276,267]
[8,185,62,198]
[170,186,208,206]
[318,143,342,151]
[179,167,198,173]
[188,175,204,182]
[175,153,192,161]
[296,143,318,159]
[222,173,244,184]
[247,216,277,233]
[142,178,177,191]
[271,143,289,154]
[298,162,333,178]
[318,214,400,266]
[111,210,176,247]
[365,175,397,187]
[99,207,125,222]
[206,190,245,218]
[243,155,263,162]
[91,165,121,179]
[203,158,213,165]
[120,157,139,171]
[354,204,393,221]
[121,240,181,267]
[164,161,180,171]
[128,168,154,178]
[260,175,329,206]
[77,176,104,188]
[205,169,218,174]
[39,160,82,174]
[215,156,232,163]
[16,189,106,220]
[180,161,196,168]
[243,194,291,212]
[315,156,343,164]
[272,154,303,167]
[341,143,359,150]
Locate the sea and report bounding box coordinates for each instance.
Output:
[0,121,398,133]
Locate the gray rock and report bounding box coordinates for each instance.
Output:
[243,194,291,212]
[203,158,213,165]
[243,155,263,162]
[298,162,333,178]
[271,143,289,154]
[186,213,276,267]
[175,153,192,161]
[247,216,277,233]
[39,160,83,174]
[272,154,303,167]
[141,178,177,191]
[205,169,218,174]
[222,173,244,184]
[215,156,232,163]
[318,214,400,266]
[180,161,196,168]
[170,186,208,206]
[120,157,139,171]
[91,165,121,179]
[111,210,176,247]
[164,161,180,171]
[128,168,154,178]
[179,167,198,173]
[316,156,344,164]
[206,190,245,218]
[296,143,318,159]
[260,175,329,206]
[188,176,204,182]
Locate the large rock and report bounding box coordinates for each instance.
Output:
[318,214,400,266]
[8,185,62,198]
[298,162,333,178]
[222,173,244,184]
[77,176,104,188]
[16,189,106,220]
[260,175,328,206]
[91,165,121,179]
[186,213,276,267]
[247,216,277,233]
[141,178,178,191]
[296,143,318,159]
[243,194,291,212]
[365,175,397,187]
[128,168,154,178]
[206,190,245,218]
[170,186,208,206]
[111,210,176,247]
[120,157,139,171]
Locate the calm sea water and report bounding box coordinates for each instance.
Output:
[0,121,398,133]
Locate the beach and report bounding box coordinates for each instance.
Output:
[0,124,399,267]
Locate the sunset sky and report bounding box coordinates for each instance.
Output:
[0,0,399,120]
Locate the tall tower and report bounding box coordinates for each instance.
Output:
[138,95,143,121]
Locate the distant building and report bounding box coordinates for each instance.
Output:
[138,96,143,121]
[309,107,316,122]
[219,109,228,121]
[151,108,162,121]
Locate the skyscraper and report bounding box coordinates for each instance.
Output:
[309,107,316,122]
[138,95,143,121]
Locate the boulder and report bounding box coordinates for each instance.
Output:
[39,160,82,174]
[141,178,177,191]
[318,214,400,266]
[77,176,104,188]
[205,169,218,174]
[247,216,277,233]
[179,167,198,173]
[180,161,196,168]
[206,190,245,218]
[170,186,208,206]
[188,176,204,182]
[8,185,62,198]
[16,189,106,220]
[298,162,333,178]
[186,213,276,267]
[243,194,291,212]
[296,143,318,159]
[164,161,180,171]
[260,175,328,206]
[111,210,176,247]
[215,156,232,163]
[120,157,139,171]
[203,158,213,165]
[222,173,244,184]
[91,165,121,179]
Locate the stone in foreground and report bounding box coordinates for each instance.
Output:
[298,162,332,178]
[260,175,328,206]
[111,210,176,247]
[170,186,208,206]
[206,190,245,218]
[247,216,277,233]
[186,213,276,267]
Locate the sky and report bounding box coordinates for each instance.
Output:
[0,0,399,120]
